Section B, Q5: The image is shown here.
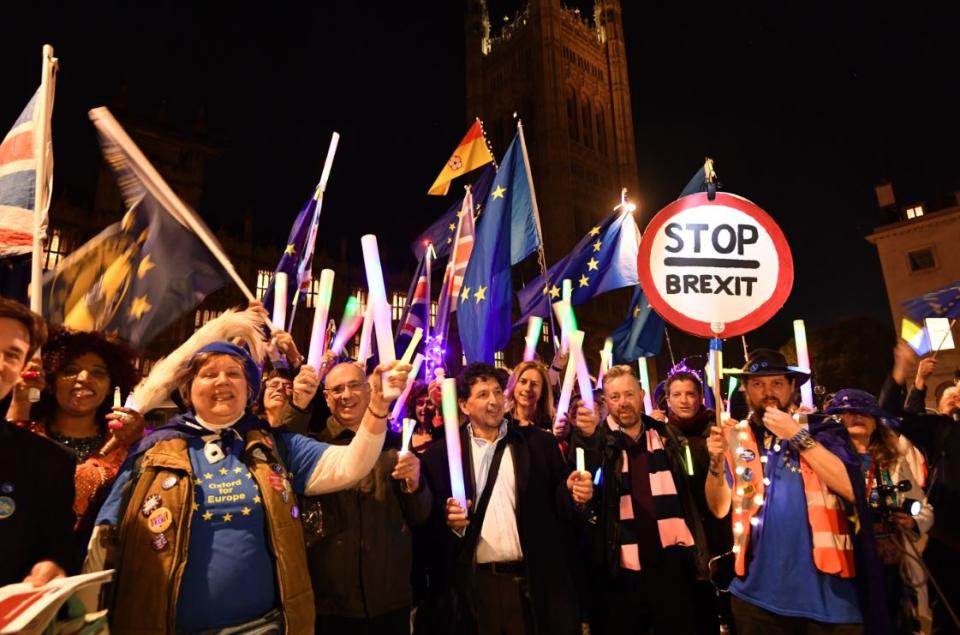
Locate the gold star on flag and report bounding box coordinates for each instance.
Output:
[449,223,456,231]
[194,478,203,486]
[457,210,465,218]
[474,286,487,302]
[245,472,252,479]
[447,237,452,244]
[219,467,228,476]
[579,275,589,288]
[129,295,152,320]
[222,513,233,522]
[192,502,199,512]
[587,258,599,271]
[241,507,252,516]
[633,306,641,318]
[253,495,262,504]
[592,240,602,252]
[548,285,561,299]
[284,243,296,256]
[589,226,601,236]
[204,472,213,480]
[202,511,213,521]
[137,254,155,279]
[233,466,243,474]
[492,185,507,199]
[460,286,471,303]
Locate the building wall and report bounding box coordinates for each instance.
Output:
[867,205,960,409]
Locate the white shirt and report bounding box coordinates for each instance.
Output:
[467,421,524,564]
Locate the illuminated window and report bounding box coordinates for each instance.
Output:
[138,358,156,375]
[905,205,924,219]
[542,321,550,344]
[194,309,224,330]
[391,291,406,322]
[354,289,367,316]
[430,301,438,328]
[304,279,321,308]
[494,350,505,369]
[255,269,272,300]
[43,229,69,271]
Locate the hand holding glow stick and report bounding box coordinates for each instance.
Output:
[523,316,543,362]
[441,378,468,509]
[361,235,399,398]
[306,269,335,368]
[554,331,583,427]
[401,418,416,453]
[637,357,654,414]
[272,272,288,331]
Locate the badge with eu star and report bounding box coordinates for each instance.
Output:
[637,191,794,338]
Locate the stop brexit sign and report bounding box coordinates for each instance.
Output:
[637,192,794,338]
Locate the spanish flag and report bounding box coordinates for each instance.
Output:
[427,118,494,196]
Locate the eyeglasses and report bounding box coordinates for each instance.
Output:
[324,380,368,398]
[265,379,293,392]
[58,366,110,382]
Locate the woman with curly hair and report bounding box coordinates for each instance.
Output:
[828,388,934,633]
[6,327,145,552]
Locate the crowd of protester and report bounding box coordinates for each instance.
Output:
[1,296,957,634]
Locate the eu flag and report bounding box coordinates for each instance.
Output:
[903,281,960,322]
[610,286,665,364]
[457,132,540,363]
[261,192,319,323]
[515,209,639,322]
[411,164,495,260]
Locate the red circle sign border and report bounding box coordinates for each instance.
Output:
[636,192,794,338]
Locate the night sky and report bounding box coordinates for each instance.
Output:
[3,3,959,355]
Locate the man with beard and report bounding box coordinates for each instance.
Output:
[706,349,888,634]
[572,365,709,634]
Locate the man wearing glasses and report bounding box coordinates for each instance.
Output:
[304,361,430,634]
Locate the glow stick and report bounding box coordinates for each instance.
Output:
[272,272,288,330]
[401,418,416,452]
[113,386,121,409]
[562,278,573,303]
[637,357,654,414]
[570,330,594,409]
[726,375,738,417]
[306,269,335,368]
[576,447,585,473]
[361,235,400,398]
[554,331,582,426]
[400,327,423,365]
[390,353,424,422]
[330,296,363,355]
[357,302,374,362]
[318,132,340,193]
[597,337,613,388]
[523,316,543,361]
[552,300,573,354]
[441,378,467,509]
[792,319,814,410]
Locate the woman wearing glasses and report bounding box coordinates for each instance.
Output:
[5,327,144,558]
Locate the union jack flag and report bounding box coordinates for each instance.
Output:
[395,249,430,354]
[0,90,52,257]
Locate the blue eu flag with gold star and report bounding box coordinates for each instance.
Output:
[261,193,318,323]
[411,164,495,260]
[457,132,540,363]
[610,286,665,363]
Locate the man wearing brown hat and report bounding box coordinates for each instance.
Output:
[706,349,888,634]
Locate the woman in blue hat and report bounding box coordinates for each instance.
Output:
[89,340,409,635]
[828,388,933,633]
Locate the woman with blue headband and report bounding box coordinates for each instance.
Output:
[88,338,409,635]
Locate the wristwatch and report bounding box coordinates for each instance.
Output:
[789,427,817,451]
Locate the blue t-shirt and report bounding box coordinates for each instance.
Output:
[95,427,328,631]
[729,442,862,623]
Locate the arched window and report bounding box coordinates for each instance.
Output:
[596,108,607,155]
[582,101,593,148]
[567,91,579,141]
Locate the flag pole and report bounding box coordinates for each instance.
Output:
[89,107,256,302]
[31,45,57,315]
[516,119,557,355]
[287,131,340,330]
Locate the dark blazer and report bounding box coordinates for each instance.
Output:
[0,420,77,585]
[414,421,582,635]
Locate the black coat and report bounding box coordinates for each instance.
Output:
[0,420,77,585]
[415,422,582,635]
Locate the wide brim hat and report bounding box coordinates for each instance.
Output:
[737,348,811,386]
[825,388,889,419]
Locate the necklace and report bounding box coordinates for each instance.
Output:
[47,429,106,463]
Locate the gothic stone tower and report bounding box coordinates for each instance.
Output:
[465,0,640,355]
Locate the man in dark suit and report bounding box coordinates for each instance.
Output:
[0,298,77,586]
[413,363,593,635]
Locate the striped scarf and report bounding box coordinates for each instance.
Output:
[618,426,695,570]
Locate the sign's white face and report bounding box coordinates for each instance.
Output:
[646,203,780,326]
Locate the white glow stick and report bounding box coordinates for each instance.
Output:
[523,316,543,362]
[576,447,585,473]
[272,272,288,331]
[792,319,814,410]
[400,327,423,365]
[726,376,738,417]
[570,330,594,409]
[306,269,335,368]
[637,357,654,414]
[401,418,416,452]
[318,132,340,193]
[113,386,121,409]
[552,300,572,354]
[330,296,363,355]
[441,378,467,509]
[390,353,424,422]
[554,331,582,427]
[357,302,374,362]
[361,235,400,398]
[597,337,613,388]
[562,278,573,303]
